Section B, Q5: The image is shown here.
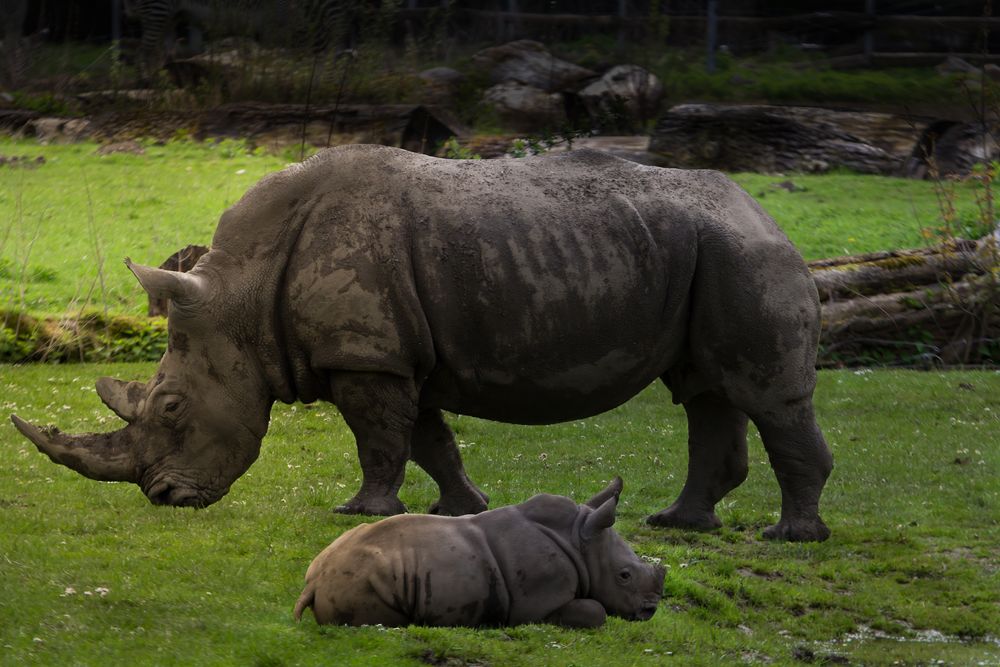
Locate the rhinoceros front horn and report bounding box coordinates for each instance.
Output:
[9,415,139,483]
[125,257,209,307]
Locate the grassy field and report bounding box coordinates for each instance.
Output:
[2,137,998,664]
[0,138,988,319]
[0,364,998,665]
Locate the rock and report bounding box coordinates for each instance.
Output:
[925,122,1000,176]
[544,136,668,166]
[650,104,927,175]
[472,40,595,92]
[482,82,565,132]
[984,63,1000,82]
[418,66,466,106]
[936,55,979,76]
[578,65,663,131]
[771,180,803,192]
[28,117,92,143]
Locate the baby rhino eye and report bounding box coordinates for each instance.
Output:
[617,568,632,583]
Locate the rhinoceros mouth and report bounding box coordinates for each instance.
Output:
[144,478,213,508]
[633,601,659,621]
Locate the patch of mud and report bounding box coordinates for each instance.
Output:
[96,140,146,156]
[817,624,1000,652]
[737,567,783,581]
[0,154,45,168]
[419,649,489,667]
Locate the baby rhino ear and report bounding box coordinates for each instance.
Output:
[585,476,623,509]
[582,494,618,540]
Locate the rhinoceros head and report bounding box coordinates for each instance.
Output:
[10,256,272,508]
[582,478,666,621]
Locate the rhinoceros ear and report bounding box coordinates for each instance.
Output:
[96,377,146,423]
[585,476,623,509]
[582,494,618,540]
[125,257,209,308]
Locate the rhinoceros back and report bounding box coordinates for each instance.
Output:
[274,146,719,421]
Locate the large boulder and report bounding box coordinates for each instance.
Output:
[650,104,920,175]
[579,65,663,131]
[482,81,566,132]
[473,40,595,92]
[418,66,466,106]
[919,122,1000,177]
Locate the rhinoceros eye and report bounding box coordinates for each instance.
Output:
[158,395,187,427]
[617,568,632,582]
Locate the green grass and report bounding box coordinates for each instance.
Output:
[0,139,288,316]
[0,138,985,319]
[1,365,998,665]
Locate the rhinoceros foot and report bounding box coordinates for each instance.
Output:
[427,491,489,517]
[762,517,830,543]
[334,494,407,516]
[645,504,722,531]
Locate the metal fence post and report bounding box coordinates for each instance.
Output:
[618,0,627,49]
[864,0,876,64]
[707,0,718,73]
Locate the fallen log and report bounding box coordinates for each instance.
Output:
[813,236,1000,367]
[809,239,985,301]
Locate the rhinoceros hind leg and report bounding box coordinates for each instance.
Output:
[411,408,490,516]
[330,372,416,516]
[647,391,748,531]
[544,599,607,628]
[751,398,832,542]
[333,494,407,516]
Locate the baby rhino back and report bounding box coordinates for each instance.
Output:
[295,514,510,627]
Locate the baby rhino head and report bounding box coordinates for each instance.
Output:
[580,477,666,621]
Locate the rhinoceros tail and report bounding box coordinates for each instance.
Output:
[293,584,315,622]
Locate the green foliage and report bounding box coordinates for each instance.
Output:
[0,367,998,664]
[507,125,598,158]
[0,309,167,363]
[438,136,480,160]
[10,92,73,116]
[924,160,1000,242]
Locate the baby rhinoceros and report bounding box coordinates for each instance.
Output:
[294,477,665,628]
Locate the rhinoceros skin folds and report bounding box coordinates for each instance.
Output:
[10,144,833,542]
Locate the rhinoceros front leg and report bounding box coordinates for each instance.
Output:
[329,372,416,516]
[647,391,749,531]
[543,599,607,628]
[752,398,832,542]
[410,408,489,516]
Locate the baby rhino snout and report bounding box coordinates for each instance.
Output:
[634,599,660,621]
[631,564,666,621]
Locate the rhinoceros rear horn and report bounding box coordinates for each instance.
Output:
[10,415,139,483]
[125,257,209,308]
[585,476,623,509]
[96,377,146,423]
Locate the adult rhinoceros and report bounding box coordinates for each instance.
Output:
[10,145,833,541]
